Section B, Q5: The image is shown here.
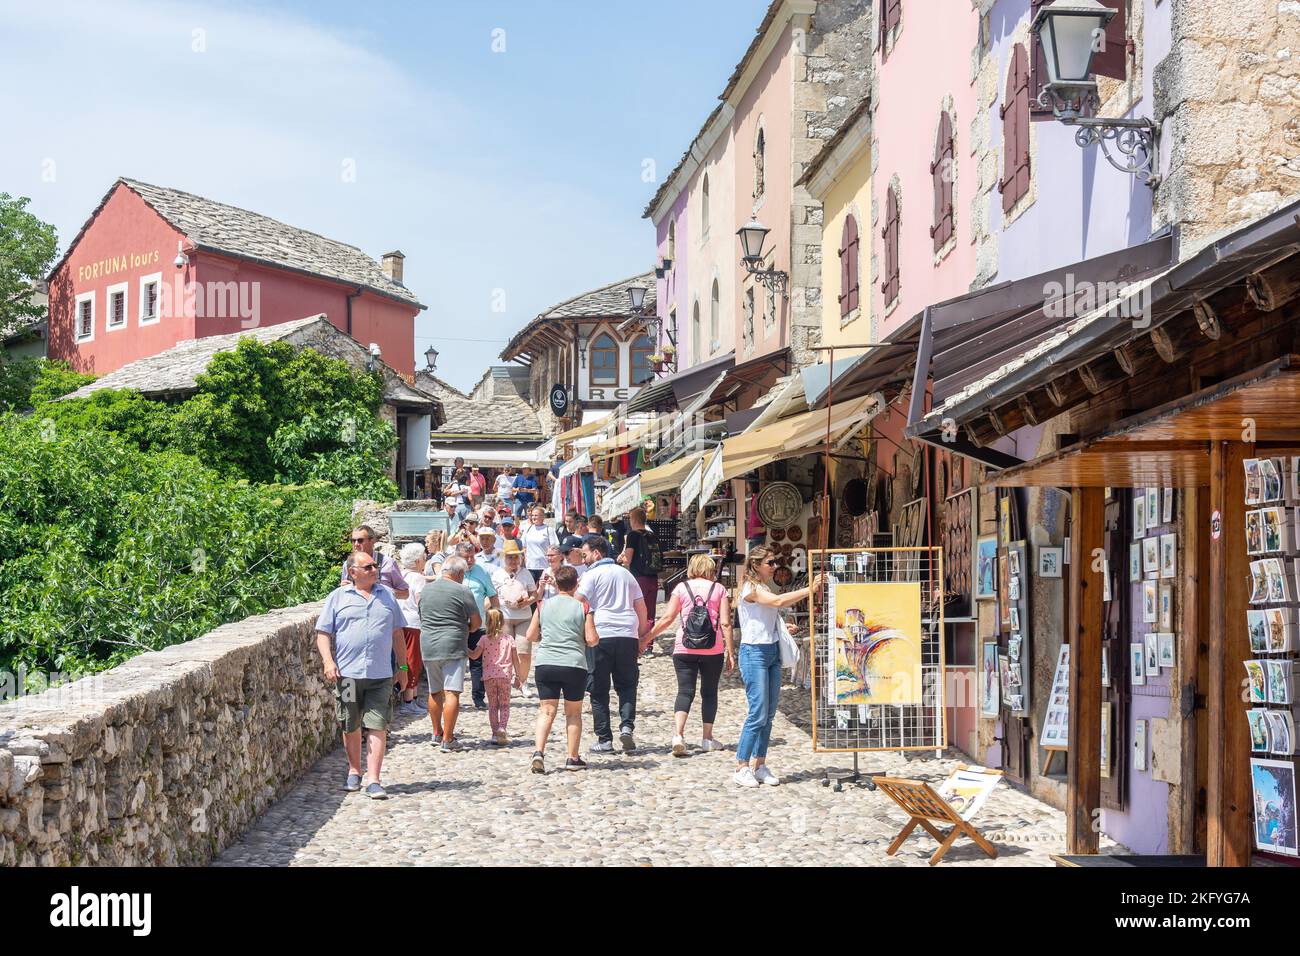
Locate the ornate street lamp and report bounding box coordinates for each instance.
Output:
[1031,0,1159,185]
[736,219,788,297]
[424,345,439,371]
[627,283,647,313]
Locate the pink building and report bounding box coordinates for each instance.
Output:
[48,178,423,377]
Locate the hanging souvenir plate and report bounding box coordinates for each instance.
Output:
[786,525,803,543]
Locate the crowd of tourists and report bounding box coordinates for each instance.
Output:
[314,490,821,798]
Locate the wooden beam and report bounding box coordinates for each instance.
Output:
[1206,440,1253,866]
[1174,485,1202,854]
[1150,312,1198,364]
[1078,354,1127,395]
[1245,262,1300,313]
[1067,486,1104,854]
[1193,301,1223,341]
[1016,393,1043,427]
[1046,379,1070,407]
[1113,342,1139,376]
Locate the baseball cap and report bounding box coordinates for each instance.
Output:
[561,535,585,553]
[478,526,497,538]
[500,514,516,525]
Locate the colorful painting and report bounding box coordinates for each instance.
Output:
[830,581,923,706]
[1251,758,1298,857]
[981,642,1000,717]
[976,535,997,601]
[936,767,1002,822]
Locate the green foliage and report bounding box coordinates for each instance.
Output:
[0,414,352,675]
[38,387,176,452]
[0,193,58,332]
[0,356,95,412]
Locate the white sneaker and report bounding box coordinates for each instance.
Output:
[733,767,760,788]
[701,738,726,752]
[754,765,781,786]
[671,734,686,757]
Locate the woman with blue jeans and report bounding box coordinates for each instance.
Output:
[734,546,822,788]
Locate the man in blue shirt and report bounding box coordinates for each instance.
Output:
[513,467,539,518]
[455,541,499,709]
[316,551,408,799]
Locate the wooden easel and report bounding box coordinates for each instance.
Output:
[876,772,1001,866]
[1042,744,1067,776]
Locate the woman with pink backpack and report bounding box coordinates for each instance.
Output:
[643,553,734,757]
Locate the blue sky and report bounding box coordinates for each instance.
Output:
[0,0,769,391]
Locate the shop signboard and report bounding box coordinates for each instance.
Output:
[681,457,704,510]
[603,474,642,520]
[558,449,591,479]
[698,445,724,510]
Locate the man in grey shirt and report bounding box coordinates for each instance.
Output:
[418,556,481,752]
[578,534,648,754]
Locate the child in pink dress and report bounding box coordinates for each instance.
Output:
[478,609,516,745]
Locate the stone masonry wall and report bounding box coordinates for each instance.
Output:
[1154,0,1300,243]
[0,602,335,866]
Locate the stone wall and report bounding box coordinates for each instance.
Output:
[0,602,334,866]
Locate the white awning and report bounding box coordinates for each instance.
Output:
[428,444,550,467]
[558,449,592,478]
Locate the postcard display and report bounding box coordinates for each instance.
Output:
[809,547,946,752]
[1000,541,1032,718]
[1242,457,1300,858]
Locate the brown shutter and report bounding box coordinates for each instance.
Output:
[930,112,954,251]
[1092,0,1128,79]
[1015,46,1031,202]
[877,0,887,52]
[1029,0,1053,119]
[838,217,850,317]
[846,215,860,313]
[881,189,899,306]
[1000,54,1018,213]
[887,0,902,33]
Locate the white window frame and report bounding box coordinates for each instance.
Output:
[74,290,96,343]
[105,281,129,332]
[138,271,162,326]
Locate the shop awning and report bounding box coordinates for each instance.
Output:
[558,449,592,479]
[992,354,1300,489]
[587,415,663,461]
[552,413,613,445]
[717,394,883,480]
[804,316,925,411]
[428,443,550,467]
[638,453,703,495]
[600,474,644,519]
[625,351,735,413]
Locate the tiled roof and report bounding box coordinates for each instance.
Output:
[433,392,543,439]
[414,371,468,400]
[58,314,439,412]
[500,271,657,361]
[52,178,423,309]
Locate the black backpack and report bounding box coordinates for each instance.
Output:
[637,528,663,574]
[681,582,719,650]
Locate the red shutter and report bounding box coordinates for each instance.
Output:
[1093,0,1128,79]
[930,112,954,251]
[1029,0,1053,119]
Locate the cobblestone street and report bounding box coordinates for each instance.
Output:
[217,641,1119,867]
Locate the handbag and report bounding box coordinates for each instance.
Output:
[778,617,800,669]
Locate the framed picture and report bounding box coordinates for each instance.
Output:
[1145,632,1160,675]
[1009,634,1022,661]
[1143,537,1160,575]
[1251,758,1298,856]
[981,643,1000,717]
[999,554,1011,626]
[1009,576,1021,601]
[1010,606,1021,632]
[975,535,998,601]
[1163,488,1175,524]
[1134,719,1149,771]
[1130,643,1146,686]
[1159,581,1174,629]
[1009,548,1021,576]
[1000,496,1011,546]
[998,654,1013,701]
[1146,488,1160,528]
[1160,533,1177,579]
[1102,558,1112,602]
[1101,643,1111,688]
[1142,580,1158,624]
[1038,547,1063,578]
[1132,494,1146,539]
[1158,632,1176,668]
[1100,703,1112,778]
[1129,542,1140,583]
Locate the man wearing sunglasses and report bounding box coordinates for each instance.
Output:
[339,525,408,600]
[316,551,409,799]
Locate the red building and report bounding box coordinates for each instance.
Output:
[47,178,423,376]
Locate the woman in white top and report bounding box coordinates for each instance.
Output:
[734,545,822,788]
[398,543,430,716]
[519,505,560,574]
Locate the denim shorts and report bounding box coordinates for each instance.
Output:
[424,657,467,694]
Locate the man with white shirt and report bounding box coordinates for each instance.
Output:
[577,533,648,754]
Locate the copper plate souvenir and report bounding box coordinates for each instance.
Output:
[756,482,803,529]
[786,525,802,543]
[770,527,786,543]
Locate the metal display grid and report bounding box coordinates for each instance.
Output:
[809,547,947,753]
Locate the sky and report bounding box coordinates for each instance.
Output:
[0,0,770,392]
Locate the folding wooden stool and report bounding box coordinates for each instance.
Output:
[874,775,1000,866]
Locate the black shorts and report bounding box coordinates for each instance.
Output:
[534,664,587,702]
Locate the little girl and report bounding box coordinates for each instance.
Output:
[477,609,516,745]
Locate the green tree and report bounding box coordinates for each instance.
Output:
[0,193,58,332]
[0,356,96,411]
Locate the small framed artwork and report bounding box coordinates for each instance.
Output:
[1009,634,1022,661]
[1009,548,1021,576]
[1146,488,1160,528]
[1163,488,1175,524]
[1159,581,1174,630]
[999,554,1011,626]
[1103,559,1112,602]
[1010,606,1021,632]
[981,643,1000,717]
[1143,537,1160,575]
[1101,644,1111,688]
[1142,580,1158,623]
[1000,496,1011,546]
[975,535,998,601]
[1145,632,1160,675]
[1038,547,1063,578]
[1009,576,1021,601]
[1129,542,1140,583]
[1101,703,1113,778]
[1160,533,1177,579]
[1130,643,1146,686]
[1134,719,1149,771]
[1158,631,1176,668]
[1133,494,1146,539]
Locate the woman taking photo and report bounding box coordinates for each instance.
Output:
[643,553,733,756]
[527,565,597,773]
[423,530,448,578]
[734,546,821,788]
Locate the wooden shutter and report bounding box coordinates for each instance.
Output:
[842,215,859,314]
[879,0,901,55]
[1029,0,1053,119]
[880,189,899,306]
[1000,45,1030,213]
[930,112,954,251]
[1092,0,1128,80]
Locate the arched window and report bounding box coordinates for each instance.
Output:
[590,332,618,386]
[692,301,701,362]
[709,279,720,351]
[838,214,860,318]
[702,173,711,235]
[668,219,676,262]
[753,127,766,202]
[629,334,655,385]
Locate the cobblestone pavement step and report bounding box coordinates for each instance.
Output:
[215,641,1121,867]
